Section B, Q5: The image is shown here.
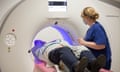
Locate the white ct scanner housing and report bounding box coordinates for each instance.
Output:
[0,0,120,72]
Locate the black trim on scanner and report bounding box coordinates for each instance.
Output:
[49,1,67,6]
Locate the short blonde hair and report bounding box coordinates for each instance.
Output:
[81,7,99,20]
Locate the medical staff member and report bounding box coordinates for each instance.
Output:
[78,7,112,70]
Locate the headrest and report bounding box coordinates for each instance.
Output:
[34,40,46,47]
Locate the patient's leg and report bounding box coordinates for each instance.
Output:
[80,51,106,72]
[80,50,96,63]
[49,47,88,72]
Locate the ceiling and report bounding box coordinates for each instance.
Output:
[114,0,120,2]
[99,0,120,8]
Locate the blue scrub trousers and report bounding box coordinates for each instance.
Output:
[104,59,111,70]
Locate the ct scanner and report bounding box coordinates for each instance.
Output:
[0,0,120,72]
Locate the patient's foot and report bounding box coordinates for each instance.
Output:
[59,61,65,70]
[91,55,106,72]
[74,57,88,72]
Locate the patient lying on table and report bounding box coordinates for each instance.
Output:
[30,39,106,72]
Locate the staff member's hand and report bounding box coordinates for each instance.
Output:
[78,38,86,45]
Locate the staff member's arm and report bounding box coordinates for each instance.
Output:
[78,38,105,50]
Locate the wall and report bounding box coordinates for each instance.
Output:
[0,0,22,32]
[0,0,120,72]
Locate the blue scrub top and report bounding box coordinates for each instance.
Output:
[84,21,111,61]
